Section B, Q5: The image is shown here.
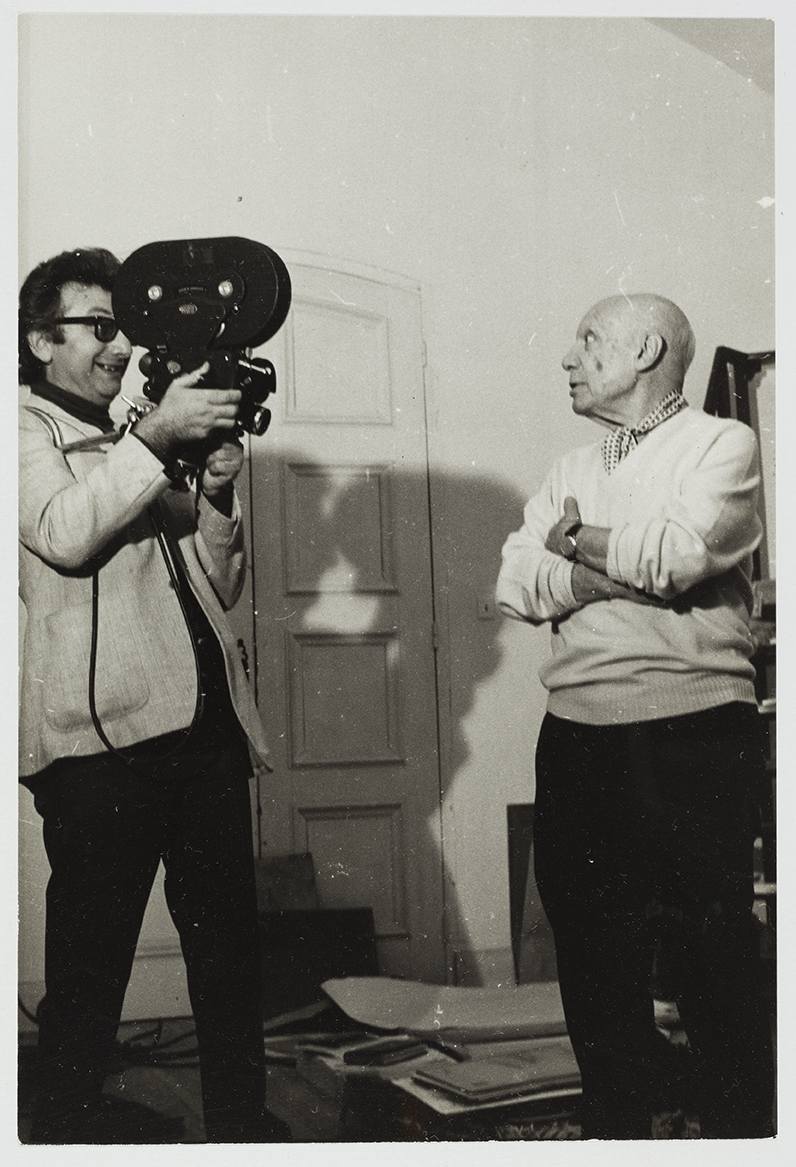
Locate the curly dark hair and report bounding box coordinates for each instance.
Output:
[19,247,121,385]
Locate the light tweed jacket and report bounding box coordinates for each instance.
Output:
[18,397,271,778]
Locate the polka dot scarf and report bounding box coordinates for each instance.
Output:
[601,390,688,474]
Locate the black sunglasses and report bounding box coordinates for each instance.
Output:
[52,316,120,343]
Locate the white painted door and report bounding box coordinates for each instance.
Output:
[231,255,445,983]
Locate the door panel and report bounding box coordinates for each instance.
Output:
[235,257,445,982]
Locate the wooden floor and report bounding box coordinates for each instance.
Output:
[18,1015,595,1143]
[21,1009,773,1143]
[18,1019,348,1144]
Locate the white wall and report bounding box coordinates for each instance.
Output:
[18,15,774,985]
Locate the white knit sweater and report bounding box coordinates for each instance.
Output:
[496,407,762,724]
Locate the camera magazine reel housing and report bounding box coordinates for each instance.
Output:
[113,236,292,440]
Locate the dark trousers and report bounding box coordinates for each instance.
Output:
[29,743,267,1142]
[534,703,774,1140]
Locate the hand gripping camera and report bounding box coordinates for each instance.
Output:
[112,236,292,444]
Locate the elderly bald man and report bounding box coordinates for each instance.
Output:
[497,294,773,1139]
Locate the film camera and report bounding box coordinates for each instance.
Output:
[112,236,292,453]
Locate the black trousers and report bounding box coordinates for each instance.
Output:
[29,742,267,1142]
[534,703,774,1140]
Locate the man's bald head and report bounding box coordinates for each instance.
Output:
[595,294,696,387]
[562,294,695,427]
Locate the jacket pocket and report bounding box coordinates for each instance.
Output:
[41,601,150,732]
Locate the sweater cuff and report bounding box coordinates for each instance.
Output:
[130,427,169,465]
[130,430,193,488]
[549,557,581,614]
[605,526,624,584]
[197,488,241,537]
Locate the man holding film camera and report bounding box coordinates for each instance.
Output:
[19,246,289,1143]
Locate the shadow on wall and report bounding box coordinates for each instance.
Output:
[245,438,541,985]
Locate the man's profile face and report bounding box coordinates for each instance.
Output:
[42,282,132,407]
[561,300,640,425]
